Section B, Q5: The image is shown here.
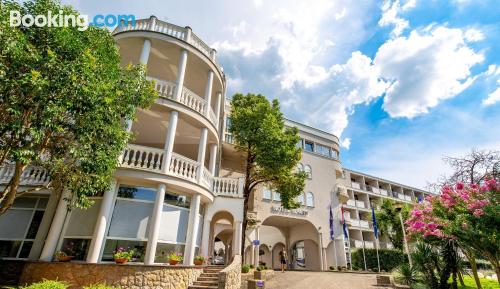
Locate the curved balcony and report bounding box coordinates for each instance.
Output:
[112,17,220,71]
[0,164,50,187]
[148,77,218,127]
[119,144,243,198]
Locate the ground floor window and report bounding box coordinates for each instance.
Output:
[59,238,91,261]
[101,239,147,262]
[155,242,185,263]
[0,196,48,259]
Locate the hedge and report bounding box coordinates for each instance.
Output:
[351,248,405,272]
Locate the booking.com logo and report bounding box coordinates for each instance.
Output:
[9,10,136,31]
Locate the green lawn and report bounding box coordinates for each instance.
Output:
[457,276,500,289]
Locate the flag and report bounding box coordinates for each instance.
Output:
[371,205,379,239]
[341,206,348,239]
[329,204,335,241]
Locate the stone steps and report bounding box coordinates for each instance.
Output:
[188,266,225,289]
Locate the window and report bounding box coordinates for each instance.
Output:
[304,141,314,152]
[102,239,146,262]
[297,163,304,172]
[330,149,339,159]
[262,187,272,200]
[273,191,281,202]
[225,117,232,132]
[297,193,305,206]
[164,192,191,208]
[117,186,156,201]
[315,144,331,157]
[304,165,312,178]
[306,192,314,207]
[0,196,48,259]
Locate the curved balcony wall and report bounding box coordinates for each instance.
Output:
[112,17,224,134]
[119,144,243,199]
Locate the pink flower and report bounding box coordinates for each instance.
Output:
[427,223,439,230]
[411,210,423,218]
[473,209,484,217]
[456,182,465,190]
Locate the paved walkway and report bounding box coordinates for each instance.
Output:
[264,271,380,289]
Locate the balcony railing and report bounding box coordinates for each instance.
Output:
[351,182,361,190]
[0,164,51,186]
[112,18,219,66]
[119,144,243,198]
[148,77,217,127]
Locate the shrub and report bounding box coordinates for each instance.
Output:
[22,280,68,289]
[351,248,405,272]
[241,264,251,273]
[249,264,255,269]
[329,266,335,271]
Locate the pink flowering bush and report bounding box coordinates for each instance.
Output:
[406,179,499,282]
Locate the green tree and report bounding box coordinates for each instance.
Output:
[376,199,411,251]
[0,0,157,214]
[229,93,306,254]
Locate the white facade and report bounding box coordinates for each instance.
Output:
[0,17,433,270]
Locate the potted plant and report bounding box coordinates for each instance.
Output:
[166,252,183,265]
[54,251,74,262]
[55,242,76,262]
[113,247,135,264]
[194,256,205,266]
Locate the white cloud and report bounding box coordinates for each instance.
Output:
[378,0,416,37]
[464,28,485,42]
[483,87,500,106]
[340,138,351,150]
[375,26,484,118]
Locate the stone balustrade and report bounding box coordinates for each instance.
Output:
[0,164,50,187]
[119,144,244,198]
[147,77,218,127]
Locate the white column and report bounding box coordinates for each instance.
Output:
[196,128,208,183]
[232,221,242,256]
[162,111,179,174]
[28,189,60,260]
[174,50,188,101]
[139,39,152,65]
[253,227,260,267]
[204,71,214,118]
[215,92,222,129]
[200,218,211,256]
[318,231,324,271]
[40,190,70,261]
[183,194,201,265]
[208,144,218,174]
[144,183,166,265]
[86,179,118,263]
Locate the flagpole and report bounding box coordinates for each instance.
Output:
[376,237,381,272]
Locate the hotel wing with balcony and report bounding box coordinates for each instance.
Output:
[0,17,434,272]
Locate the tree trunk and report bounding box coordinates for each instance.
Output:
[464,250,482,289]
[240,195,249,262]
[0,161,27,215]
[457,271,465,287]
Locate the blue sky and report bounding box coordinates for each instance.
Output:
[64,0,500,189]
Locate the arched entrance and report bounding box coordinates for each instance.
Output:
[247,215,322,270]
[207,211,234,265]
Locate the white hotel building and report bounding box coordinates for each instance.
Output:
[0,17,433,271]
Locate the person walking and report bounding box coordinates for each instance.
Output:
[279,249,288,273]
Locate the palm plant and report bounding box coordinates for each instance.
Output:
[395,263,421,287]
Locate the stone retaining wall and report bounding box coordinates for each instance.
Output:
[218,255,241,289]
[19,261,204,289]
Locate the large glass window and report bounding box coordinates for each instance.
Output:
[306,192,314,207]
[59,238,91,261]
[101,239,146,262]
[304,165,312,179]
[315,144,331,157]
[117,186,156,201]
[164,192,191,208]
[297,193,305,206]
[0,196,48,259]
[304,141,314,152]
[155,243,186,263]
[262,187,272,200]
[273,191,281,202]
